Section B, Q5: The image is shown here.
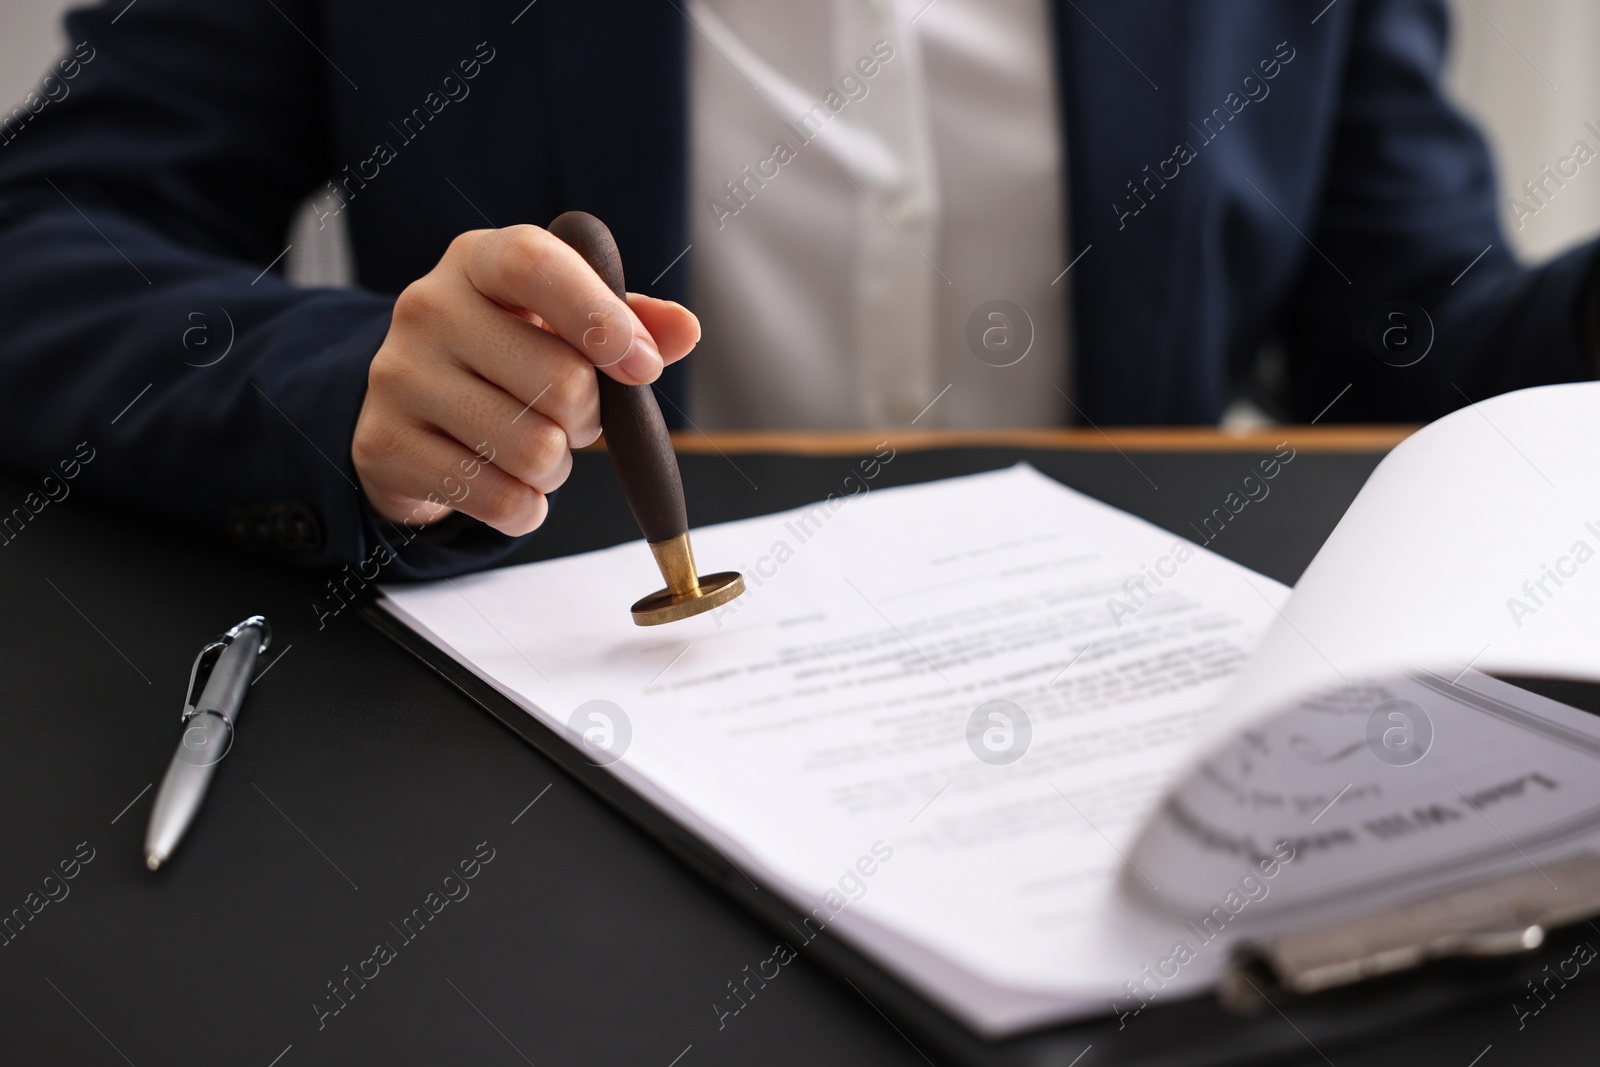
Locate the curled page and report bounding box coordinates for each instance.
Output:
[1132,382,1600,944]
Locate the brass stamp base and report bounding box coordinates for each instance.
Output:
[630,571,746,626]
[633,532,745,625]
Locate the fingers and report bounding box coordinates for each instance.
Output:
[627,294,701,365]
[397,358,576,495]
[436,298,603,448]
[353,225,709,546]
[352,416,549,537]
[458,226,664,385]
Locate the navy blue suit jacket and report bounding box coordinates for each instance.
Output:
[0,0,1594,578]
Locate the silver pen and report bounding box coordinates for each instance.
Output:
[144,615,271,871]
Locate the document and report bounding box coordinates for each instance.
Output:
[380,382,1600,1035]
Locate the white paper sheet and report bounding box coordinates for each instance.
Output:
[380,465,1286,1032]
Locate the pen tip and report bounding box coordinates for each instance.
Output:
[145,853,162,871]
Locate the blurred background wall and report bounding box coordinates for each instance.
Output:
[1445,0,1600,262]
[3,1,1598,278]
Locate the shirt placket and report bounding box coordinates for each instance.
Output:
[841,0,941,426]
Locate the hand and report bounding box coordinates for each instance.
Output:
[352,226,700,535]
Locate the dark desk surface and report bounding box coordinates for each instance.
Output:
[1,430,1591,1066]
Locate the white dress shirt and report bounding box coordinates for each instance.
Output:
[686,0,1070,429]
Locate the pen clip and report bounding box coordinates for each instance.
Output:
[182,638,229,721]
[181,616,271,721]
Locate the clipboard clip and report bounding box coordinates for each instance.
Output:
[1219,852,1600,1014]
[181,615,271,721]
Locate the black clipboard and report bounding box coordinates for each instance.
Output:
[362,603,1600,1067]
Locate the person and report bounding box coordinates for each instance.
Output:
[0,0,1593,579]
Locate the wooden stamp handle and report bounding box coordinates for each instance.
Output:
[547,211,688,545]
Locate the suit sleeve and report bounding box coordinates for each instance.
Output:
[0,0,523,578]
[1284,0,1599,422]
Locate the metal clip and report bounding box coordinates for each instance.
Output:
[181,638,229,722]
[180,616,270,721]
[1219,852,1600,1014]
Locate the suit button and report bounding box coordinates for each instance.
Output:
[224,505,269,548]
[270,501,324,553]
[225,502,324,552]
